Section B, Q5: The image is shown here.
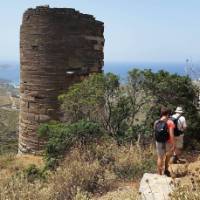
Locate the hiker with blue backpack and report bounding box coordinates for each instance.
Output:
[171,106,187,163]
[154,107,175,176]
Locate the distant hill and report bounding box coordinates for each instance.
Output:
[0,108,18,154]
[0,83,19,154]
[0,78,11,84]
[0,63,19,84]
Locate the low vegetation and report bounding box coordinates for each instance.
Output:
[0,84,19,154]
[0,143,154,199]
[171,181,200,200]
[171,159,200,199]
[0,109,18,154]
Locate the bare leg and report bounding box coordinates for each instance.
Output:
[175,148,182,158]
[157,156,164,175]
[165,152,172,171]
[174,135,184,160]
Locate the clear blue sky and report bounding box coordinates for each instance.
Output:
[1,0,200,63]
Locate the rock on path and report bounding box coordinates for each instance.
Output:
[139,173,173,200]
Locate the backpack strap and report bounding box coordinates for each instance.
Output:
[176,115,184,131]
[177,115,182,121]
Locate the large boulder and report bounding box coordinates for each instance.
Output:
[139,173,174,200]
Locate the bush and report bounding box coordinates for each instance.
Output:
[48,150,112,200]
[113,145,156,180]
[24,164,46,182]
[59,73,134,139]
[38,120,103,168]
[78,141,156,181]
[58,71,200,145]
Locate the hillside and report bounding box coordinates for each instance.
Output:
[0,72,199,199]
[0,82,19,154]
[0,109,18,154]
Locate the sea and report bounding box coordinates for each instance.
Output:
[0,62,192,86]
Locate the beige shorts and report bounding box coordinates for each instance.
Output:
[175,134,184,149]
[156,142,173,157]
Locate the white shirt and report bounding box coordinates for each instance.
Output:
[172,113,187,132]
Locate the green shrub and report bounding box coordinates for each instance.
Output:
[38,120,103,169]
[24,164,46,182]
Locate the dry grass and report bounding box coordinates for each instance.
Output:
[0,151,112,200]
[0,143,156,200]
[0,96,11,106]
[170,158,200,200]
[0,154,44,181]
[0,174,51,200]
[92,186,139,200]
[171,177,200,200]
[112,145,156,180]
[16,154,44,167]
[0,108,18,154]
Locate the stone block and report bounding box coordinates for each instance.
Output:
[139,173,174,200]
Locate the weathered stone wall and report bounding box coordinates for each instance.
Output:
[19,6,104,154]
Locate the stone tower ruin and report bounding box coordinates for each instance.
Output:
[19,6,104,154]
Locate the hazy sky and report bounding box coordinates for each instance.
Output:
[1,0,200,63]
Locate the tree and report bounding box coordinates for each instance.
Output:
[129,69,200,142]
[60,69,200,142]
[126,69,153,126]
[59,73,131,137]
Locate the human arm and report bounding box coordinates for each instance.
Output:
[167,120,175,150]
[182,117,187,131]
[169,127,175,150]
[179,116,187,131]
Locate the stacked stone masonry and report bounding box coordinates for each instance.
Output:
[19,6,104,154]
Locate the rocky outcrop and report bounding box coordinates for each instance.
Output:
[19,6,104,154]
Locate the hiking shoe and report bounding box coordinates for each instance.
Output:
[172,155,178,164]
[164,169,171,177]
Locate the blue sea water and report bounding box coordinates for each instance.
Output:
[104,62,186,79]
[0,62,187,85]
[0,64,19,85]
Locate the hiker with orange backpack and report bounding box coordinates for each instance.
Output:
[154,107,175,177]
[171,106,187,163]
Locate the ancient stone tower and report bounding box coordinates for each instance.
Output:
[19,6,104,154]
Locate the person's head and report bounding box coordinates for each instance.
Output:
[175,106,184,114]
[160,107,171,118]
